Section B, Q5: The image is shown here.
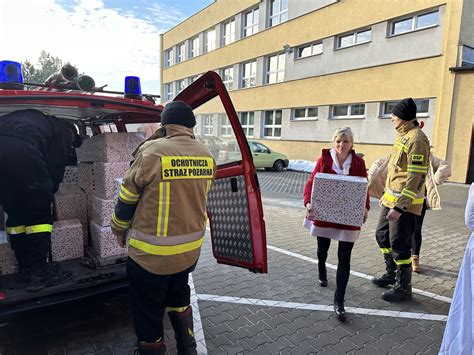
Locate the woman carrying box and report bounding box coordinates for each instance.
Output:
[303,127,370,322]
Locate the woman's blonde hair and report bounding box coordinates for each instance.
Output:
[332,126,354,145]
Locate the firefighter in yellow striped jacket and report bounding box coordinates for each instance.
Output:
[372,98,430,302]
[111,101,215,355]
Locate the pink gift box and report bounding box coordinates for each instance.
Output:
[311,173,368,227]
[0,243,18,275]
[51,220,84,261]
[93,162,130,199]
[76,132,145,163]
[90,220,127,258]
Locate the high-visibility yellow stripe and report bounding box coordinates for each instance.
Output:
[120,184,140,198]
[112,213,130,230]
[395,258,412,266]
[6,226,26,234]
[407,166,428,173]
[401,189,416,198]
[412,198,424,204]
[157,182,164,236]
[384,191,424,205]
[167,306,189,313]
[119,191,139,203]
[25,224,53,234]
[163,182,170,237]
[401,192,416,200]
[407,164,428,171]
[380,248,392,254]
[129,236,204,256]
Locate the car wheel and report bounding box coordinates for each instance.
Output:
[273,160,285,172]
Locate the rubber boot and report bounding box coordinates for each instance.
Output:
[318,261,327,287]
[9,232,32,282]
[333,290,346,322]
[382,266,413,302]
[372,254,396,287]
[168,306,197,355]
[27,263,72,292]
[135,340,166,355]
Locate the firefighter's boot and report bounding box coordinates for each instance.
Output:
[9,232,32,282]
[168,306,197,355]
[27,263,72,292]
[382,266,413,302]
[134,340,166,355]
[372,254,396,287]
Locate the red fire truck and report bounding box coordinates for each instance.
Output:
[0,61,267,317]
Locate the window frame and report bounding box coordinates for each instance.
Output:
[388,9,439,37]
[165,48,174,67]
[164,83,175,102]
[204,28,216,53]
[266,53,285,84]
[222,18,236,46]
[296,42,323,59]
[239,112,255,137]
[331,103,366,119]
[221,66,234,91]
[243,7,260,37]
[202,114,214,136]
[268,0,288,28]
[190,36,200,58]
[379,99,430,118]
[177,43,186,63]
[241,60,257,88]
[218,114,233,137]
[263,110,282,138]
[177,79,187,93]
[335,28,372,49]
[291,107,318,121]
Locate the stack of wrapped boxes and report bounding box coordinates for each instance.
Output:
[76,132,145,260]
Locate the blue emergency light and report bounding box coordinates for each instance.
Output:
[0,60,24,90]
[124,76,142,99]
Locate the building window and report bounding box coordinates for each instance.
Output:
[296,42,322,59]
[221,67,234,91]
[336,29,371,49]
[177,43,185,63]
[291,107,318,120]
[332,104,365,119]
[203,115,214,135]
[190,36,200,58]
[177,79,187,93]
[191,74,201,83]
[204,28,216,53]
[380,99,429,118]
[164,83,174,102]
[239,112,255,137]
[263,110,282,137]
[241,60,257,88]
[389,10,439,36]
[243,7,259,37]
[269,0,288,27]
[266,53,285,84]
[462,45,474,66]
[219,114,232,136]
[222,19,236,45]
[164,49,174,67]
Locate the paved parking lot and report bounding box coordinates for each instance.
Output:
[0,171,470,354]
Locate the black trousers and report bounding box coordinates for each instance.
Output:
[375,206,416,264]
[317,237,354,300]
[0,136,53,272]
[127,257,195,343]
[412,201,428,256]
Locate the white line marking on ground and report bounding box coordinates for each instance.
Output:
[197,294,447,322]
[268,245,453,304]
[189,274,208,355]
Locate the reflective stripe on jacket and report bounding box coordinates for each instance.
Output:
[111,124,216,275]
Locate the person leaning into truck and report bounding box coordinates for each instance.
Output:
[110,101,215,355]
[372,98,430,302]
[0,109,82,291]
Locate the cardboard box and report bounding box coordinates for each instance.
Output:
[93,162,130,199]
[63,165,79,184]
[310,173,368,227]
[51,220,84,261]
[76,132,145,163]
[90,220,127,258]
[91,195,115,227]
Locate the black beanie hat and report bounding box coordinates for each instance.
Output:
[392,98,417,121]
[160,101,196,128]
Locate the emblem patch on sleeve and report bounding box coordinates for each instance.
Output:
[411,154,424,165]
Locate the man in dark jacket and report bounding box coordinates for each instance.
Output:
[0,109,82,291]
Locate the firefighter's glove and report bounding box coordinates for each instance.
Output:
[386,209,402,222]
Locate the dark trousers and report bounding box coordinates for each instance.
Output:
[127,258,194,343]
[412,201,428,256]
[317,237,354,300]
[375,206,416,264]
[0,136,53,272]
